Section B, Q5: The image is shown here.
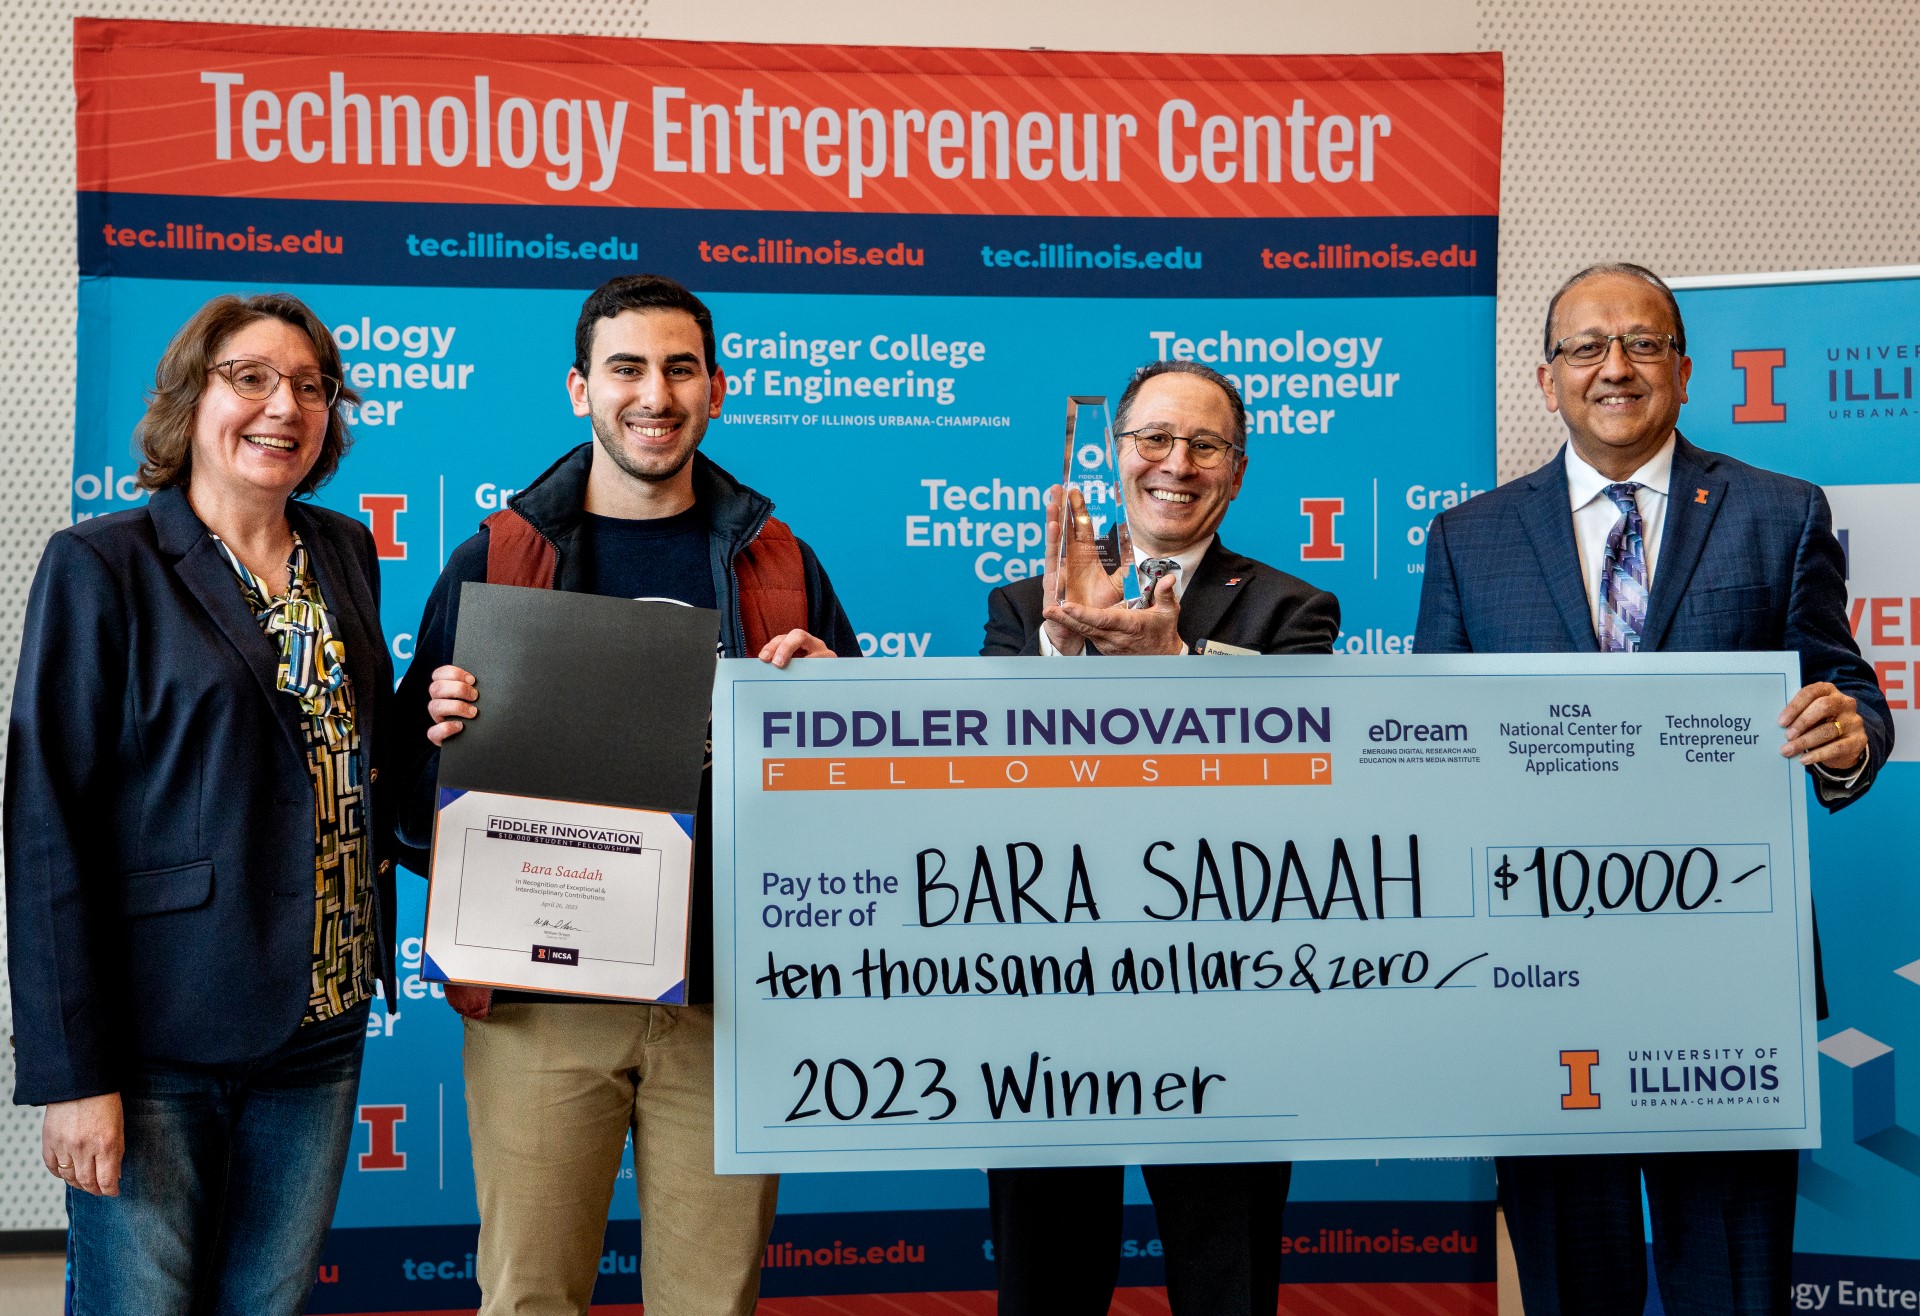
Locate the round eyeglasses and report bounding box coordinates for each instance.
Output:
[210,359,341,412]
[1117,429,1244,468]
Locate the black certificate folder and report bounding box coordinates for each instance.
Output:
[438,582,718,814]
[422,584,719,1005]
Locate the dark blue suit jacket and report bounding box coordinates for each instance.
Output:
[1415,435,1892,1016]
[5,487,398,1106]
[1415,435,1889,784]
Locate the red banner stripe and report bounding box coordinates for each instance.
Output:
[76,19,1501,219]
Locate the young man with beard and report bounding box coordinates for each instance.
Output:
[397,274,859,1316]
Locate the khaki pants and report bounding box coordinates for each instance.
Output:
[463,1001,778,1316]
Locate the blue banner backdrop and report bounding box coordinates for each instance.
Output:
[1672,266,1920,1314]
[72,22,1503,1311]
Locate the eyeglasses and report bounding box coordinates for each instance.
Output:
[1117,429,1244,468]
[210,359,341,412]
[1547,333,1679,367]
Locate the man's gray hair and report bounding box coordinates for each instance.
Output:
[1112,359,1248,450]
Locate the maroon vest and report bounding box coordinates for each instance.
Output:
[480,507,808,651]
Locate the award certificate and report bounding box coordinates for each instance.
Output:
[423,789,693,1001]
[421,583,718,1002]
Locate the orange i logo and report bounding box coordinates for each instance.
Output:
[1731,349,1787,423]
[1559,1050,1601,1109]
[357,1104,407,1170]
[1299,497,1346,561]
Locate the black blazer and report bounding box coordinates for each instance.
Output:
[5,487,397,1106]
[982,537,1340,656]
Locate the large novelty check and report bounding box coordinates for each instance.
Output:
[712,654,1818,1173]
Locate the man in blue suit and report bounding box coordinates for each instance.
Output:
[1416,263,1891,1316]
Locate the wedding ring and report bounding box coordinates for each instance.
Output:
[1832,717,1844,740]
[54,1161,71,1171]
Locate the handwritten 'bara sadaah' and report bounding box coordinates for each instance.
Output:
[915,834,1423,925]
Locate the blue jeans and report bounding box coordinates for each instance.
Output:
[67,1004,368,1316]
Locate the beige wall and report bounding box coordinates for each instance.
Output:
[0,0,1913,1231]
[1480,1,1920,476]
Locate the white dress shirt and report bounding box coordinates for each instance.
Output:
[1566,435,1673,638]
[1039,534,1215,656]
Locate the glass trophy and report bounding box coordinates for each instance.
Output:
[1049,395,1139,608]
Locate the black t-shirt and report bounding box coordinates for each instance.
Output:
[577,504,717,612]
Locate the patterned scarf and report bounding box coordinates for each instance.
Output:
[211,533,356,748]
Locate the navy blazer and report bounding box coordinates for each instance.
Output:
[5,487,398,1106]
[1414,435,1890,794]
[983,537,1340,657]
[1415,436,1892,1018]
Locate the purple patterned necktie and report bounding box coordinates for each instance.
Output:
[1598,482,1649,652]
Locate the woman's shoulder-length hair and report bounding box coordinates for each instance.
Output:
[135,292,361,496]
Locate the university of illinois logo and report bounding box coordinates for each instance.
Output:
[1298,497,1345,562]
[1731,349,1787,423]
[358,493,409,559]
[357,1104,406,1170]
[1559,1049,1601,1110]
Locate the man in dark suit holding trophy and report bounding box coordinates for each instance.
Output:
[980,359,1338,1315]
